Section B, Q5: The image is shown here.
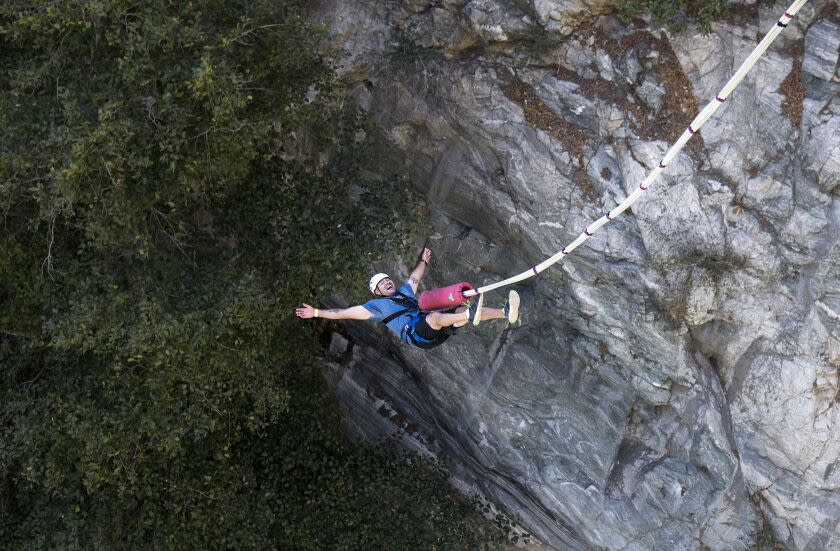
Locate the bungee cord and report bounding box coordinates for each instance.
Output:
[462,0,809,298]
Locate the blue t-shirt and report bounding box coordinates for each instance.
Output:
[362,283,421,343]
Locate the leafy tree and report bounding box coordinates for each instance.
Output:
[0,1,501,549]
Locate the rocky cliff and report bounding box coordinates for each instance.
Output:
[310,1,840,549]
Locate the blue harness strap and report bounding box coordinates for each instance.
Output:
[401,316,453,350]
[375,293,458,350]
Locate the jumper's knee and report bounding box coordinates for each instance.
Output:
[425,312,443,330]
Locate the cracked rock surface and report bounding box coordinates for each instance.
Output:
[310,1,840,549]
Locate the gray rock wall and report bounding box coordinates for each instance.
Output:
[311,1,840,549]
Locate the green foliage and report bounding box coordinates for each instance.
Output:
[0,1,499,549]
[618,0,728,34]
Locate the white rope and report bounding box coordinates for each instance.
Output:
[464,0,808,297]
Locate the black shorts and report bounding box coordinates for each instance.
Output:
[404,311,459,350]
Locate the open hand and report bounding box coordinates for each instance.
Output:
[422,247,432,263]
[295,303,315,319]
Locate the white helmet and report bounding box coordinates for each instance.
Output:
[368,273,390,294]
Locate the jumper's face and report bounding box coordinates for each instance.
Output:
[376,278,395,296]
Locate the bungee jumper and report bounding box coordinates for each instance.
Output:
[297,0,806,348]
[295,248,520,350]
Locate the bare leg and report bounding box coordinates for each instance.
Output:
[478,308,505,322]
[426,307,505,330]
[452,306,468,328]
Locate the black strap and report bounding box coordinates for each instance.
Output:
[382,307,415,325]
[388,291,418,307]
[378,291,420,325]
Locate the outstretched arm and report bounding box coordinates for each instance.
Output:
[407,247,432,294]
[295,304,373,320]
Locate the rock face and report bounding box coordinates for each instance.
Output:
[311,1,840,549]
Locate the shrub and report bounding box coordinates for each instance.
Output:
[0,1,500,549]
[618,0,729,34]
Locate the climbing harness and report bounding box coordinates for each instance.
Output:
[375,291,457,349]
[378,291,421,325]
[450,0,808,300]
[401,317,456,349]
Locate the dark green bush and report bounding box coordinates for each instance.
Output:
[0,1,500,549]
[618,0,728,34]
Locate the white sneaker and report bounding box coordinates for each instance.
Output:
[467,293,484,326]
[504,290,520,324]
